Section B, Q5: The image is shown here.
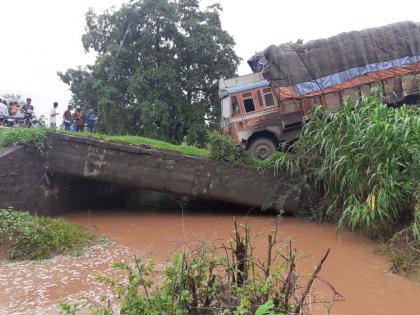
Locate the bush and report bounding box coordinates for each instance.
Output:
[0,127,48,154]
[58,129,210,158]
[208,131,258,166]
[261,94,420,240]
[0,209,96,260]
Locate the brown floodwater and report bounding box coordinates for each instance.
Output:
[0,208,419,314]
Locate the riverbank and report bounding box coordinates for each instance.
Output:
[0,210,96,261]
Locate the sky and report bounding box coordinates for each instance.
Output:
[0,0,419,122]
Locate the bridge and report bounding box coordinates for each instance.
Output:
[0,132,304,215]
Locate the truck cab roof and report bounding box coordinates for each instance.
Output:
[219,73,269,98]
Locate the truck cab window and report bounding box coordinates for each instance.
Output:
[231,96,240,115]
[263,88,275,106]
[243,98,255,112]
[257,90,264,107]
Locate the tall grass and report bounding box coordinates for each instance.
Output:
[0,127,48,153]
[262,94,419,239]
[58,130,210,158]
[0,209,96,260]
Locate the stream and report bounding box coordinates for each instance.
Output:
[0,208,419,314]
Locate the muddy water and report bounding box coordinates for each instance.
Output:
[1,209,419,314]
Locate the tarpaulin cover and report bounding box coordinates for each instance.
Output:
[249,21,420,96]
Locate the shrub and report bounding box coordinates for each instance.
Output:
[0,209,96,260]
[0,127,48,154]
[208,131,258,166]
[58,129,210,158]
[261,94,420,240]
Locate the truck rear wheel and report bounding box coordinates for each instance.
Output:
[248,137,277,160]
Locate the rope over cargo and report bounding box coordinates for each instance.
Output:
[248,21,420,96]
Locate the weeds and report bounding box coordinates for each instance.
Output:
[260,94,419,277]
[0,127,48,154]
[261,94,419,240]
[60,220,342,314]
[57,130,209,158]
[0,209,96,260]
[208,131,259,167]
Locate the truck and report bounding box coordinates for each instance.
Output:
[219,21,420,159]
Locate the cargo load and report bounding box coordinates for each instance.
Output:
[220,21,420,159]
[248,21,420,101]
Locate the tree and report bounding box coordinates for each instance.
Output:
[59,0,240,146]
[1,93,25,105]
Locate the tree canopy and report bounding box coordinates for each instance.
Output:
[59,0,239,146]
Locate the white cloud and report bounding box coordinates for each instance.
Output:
[0,0,418,121]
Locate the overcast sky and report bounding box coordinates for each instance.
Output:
[0,0,419,121]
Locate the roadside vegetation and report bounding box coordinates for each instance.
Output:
[260,94,419,278]
[0,126,257,162]
[61,221,342,315]
[0,209,96,260]
[0,127,48,154]
[58,130,210,158]
[208,130,259,166]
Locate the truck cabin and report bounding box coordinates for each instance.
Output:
[219,73,289,159]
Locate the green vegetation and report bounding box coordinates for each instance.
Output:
[61,222,340,314]
[261,94,419,275]
[261,95,419,238]
[208,130,258,166]
[59,0,239,147]
[59,129,261,164]
[0,209,96,260]
[59,130,210,158]
[0,127,48,153]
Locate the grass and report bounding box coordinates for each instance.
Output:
[0,128,259,164]
[57,129,210,158]
[0,209,97,260]
[0,127,48,153]
[260,93,420,277]
[261,94,419,239]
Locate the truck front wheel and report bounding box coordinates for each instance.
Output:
[248,137,277,160]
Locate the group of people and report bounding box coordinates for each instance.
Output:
[57,104,96,132]
[0,97,34,118]
[0,96,97,132]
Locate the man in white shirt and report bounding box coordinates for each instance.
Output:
[50,102,59,129]
[0,98,9,117]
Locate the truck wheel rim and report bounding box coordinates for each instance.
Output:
[256,145,272,159]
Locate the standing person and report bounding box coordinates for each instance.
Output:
[86,109,96,132]
[72,105,85,132]
[23,98,34,111]
[63,105,72,131]
[50,102,59,129]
